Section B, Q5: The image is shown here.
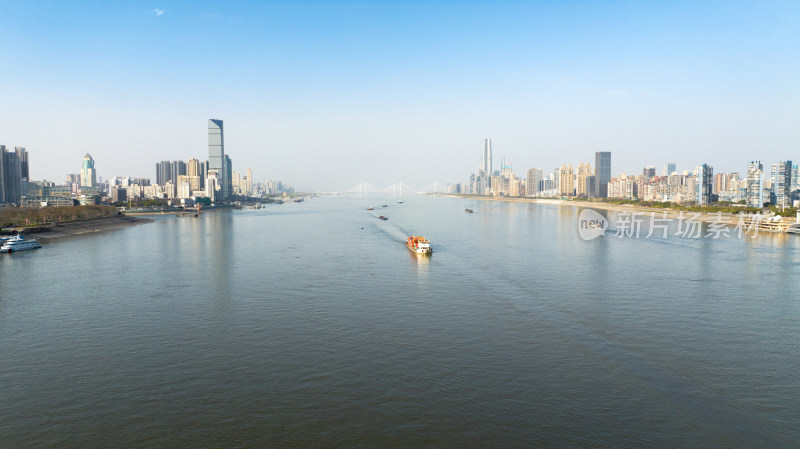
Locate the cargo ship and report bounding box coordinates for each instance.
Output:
[406,236,432,254]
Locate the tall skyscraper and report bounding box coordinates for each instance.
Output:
[208,119,228,201]
[770,160,792,207]
[643,166,656,179]
[224,155,233,200]
[663,162,677,176]
[481,139,492,175]
[747,161,764,207]
[695,164,713,205]
[594,152,611,198]
[80,153,97,188]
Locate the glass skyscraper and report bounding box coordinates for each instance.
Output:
[208,119,227,201]
[594,151,611,198]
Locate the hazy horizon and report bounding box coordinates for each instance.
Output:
[1,1,798,191]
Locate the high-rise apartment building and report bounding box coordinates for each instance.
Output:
[156,160,172,186]
[577,162,593,196]
[594,152,611,198]
[188,158,200,178]
[0,146,23,204]
[245,168,253,196]
[695,164,713,205]
[770,160,792,207]
[747,161,764,207]
[80,153,97,188]
[559,164,575,197]
[15,147,29,180]
[172,160,187,180]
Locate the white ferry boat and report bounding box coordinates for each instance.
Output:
[0,235,43,253]
[406,236,432,255]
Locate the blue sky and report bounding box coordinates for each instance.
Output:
[1,1,798,190]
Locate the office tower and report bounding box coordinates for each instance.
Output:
[525,168,543,196]
[224,155,233,201]
[586,175,596,197]
[80,153,97,188]
[770,160,792,207]
[577,162,593,196]
[200,160,208,189]
[481,139,492,175]
[111,187,127,203]
[594,152,611,198]
[696,164,713,205]
[208,119,228,201]
[172,160,187,181]
[15,147,28,180]
[746,161,764,207]
[206,170,220,202]
[559,164,575,197]
[643,166,656,178]
[156,161,172,186]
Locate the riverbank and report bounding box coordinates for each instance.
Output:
[9,216,153,240]
[443,194,749,225]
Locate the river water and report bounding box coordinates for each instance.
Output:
[1,194,798,448]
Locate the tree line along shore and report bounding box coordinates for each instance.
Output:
[0,205,152,240]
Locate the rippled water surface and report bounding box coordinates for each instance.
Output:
[1,195,799,448]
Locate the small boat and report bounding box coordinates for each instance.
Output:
[378,216,388,220]
[465,208,474,213]
[0,235,42,253]
[398,200,404,204]
[367,207,374,210]
[293,198,304,203]
[406,236,432,254]
[382,205,388,207]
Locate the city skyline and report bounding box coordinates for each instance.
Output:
[1,1,798,190]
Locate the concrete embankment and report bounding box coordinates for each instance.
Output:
[12,216,153,240]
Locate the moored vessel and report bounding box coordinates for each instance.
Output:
[1,235,42,253]
[378,216,388,220]
[406,236,432,254]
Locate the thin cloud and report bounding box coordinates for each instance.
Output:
[153,8,164,17]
